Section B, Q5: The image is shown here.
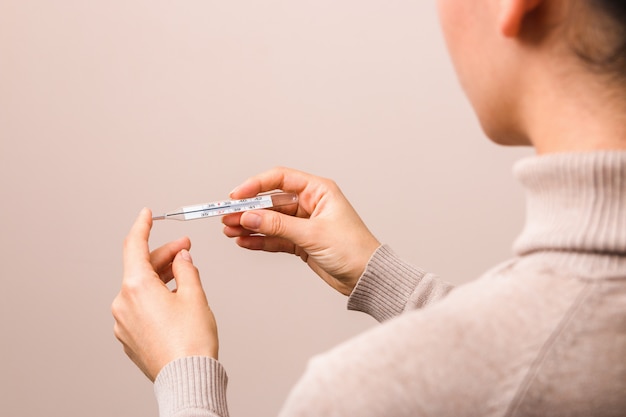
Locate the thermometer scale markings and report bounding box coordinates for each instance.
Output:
[178,196,272,220]
[152,192,298,221]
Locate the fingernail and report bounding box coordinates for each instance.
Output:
[229,186,240,198]
[181,249,192,262]
[241,212,262,230]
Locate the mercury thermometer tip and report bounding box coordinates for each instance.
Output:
[152,214,166,221]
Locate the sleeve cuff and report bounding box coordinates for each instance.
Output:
[347,244,453,322]
[154,356,229,417]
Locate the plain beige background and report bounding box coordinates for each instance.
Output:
[0,1,533,416]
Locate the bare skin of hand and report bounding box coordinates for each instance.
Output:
[112,208,218,381]
[223,167,381,296]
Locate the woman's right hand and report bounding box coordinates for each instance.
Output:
[222,167,381,296]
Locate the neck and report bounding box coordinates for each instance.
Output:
[522,63,626,155]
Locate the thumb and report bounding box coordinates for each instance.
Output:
[171,249,203,293]
[240,210,310,245]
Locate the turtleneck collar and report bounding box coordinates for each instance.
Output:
[512,151,626,277]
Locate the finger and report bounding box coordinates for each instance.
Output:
[171,250,205,295]
[223,224,255,238]
[235,235,297,254]
[222,212,243,227]
[239,209,312,247]
[157,263,175,284]
[150,237,191,272]
[122,208,154,278]
[229,167,313,199]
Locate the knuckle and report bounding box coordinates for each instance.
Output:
[323,178,340,191]
[121,278,142,294]
[110,295,124,319]
[112,322,122,339]
[268,213,287,236]
[116,278,146,305]
[271,165,290,183]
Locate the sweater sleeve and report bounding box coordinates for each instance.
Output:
[153,245,453,417]
[154,356,230,417]
[347,244,455,321]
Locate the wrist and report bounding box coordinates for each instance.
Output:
[337,240,382,296]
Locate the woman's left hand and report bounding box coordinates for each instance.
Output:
[112,208,218,381]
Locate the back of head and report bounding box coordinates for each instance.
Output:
[572,0,626,83]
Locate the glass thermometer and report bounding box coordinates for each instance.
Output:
[152,192,298,221]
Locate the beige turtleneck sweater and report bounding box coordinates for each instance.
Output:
[154,151,626,417]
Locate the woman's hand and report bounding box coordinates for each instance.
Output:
[112,208,218,381]
[223,167,381,296]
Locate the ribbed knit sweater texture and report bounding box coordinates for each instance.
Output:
[154,151,626,417]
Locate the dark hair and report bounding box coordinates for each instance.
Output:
[595,0,626,20]
[575,0,626,79]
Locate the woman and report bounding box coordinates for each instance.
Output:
[112,0,626,415]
